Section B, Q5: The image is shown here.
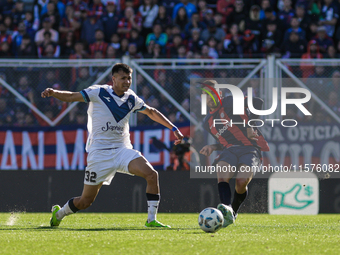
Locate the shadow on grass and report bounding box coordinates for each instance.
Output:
[0,226,197,231]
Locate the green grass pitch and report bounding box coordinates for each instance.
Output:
[0,213,339,254]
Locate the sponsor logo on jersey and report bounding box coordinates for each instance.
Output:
[101,122,124,132]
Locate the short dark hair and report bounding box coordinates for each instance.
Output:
[111,63,133,76]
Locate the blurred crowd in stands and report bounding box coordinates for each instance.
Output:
[1,0,340,59]
[1,0,340,127]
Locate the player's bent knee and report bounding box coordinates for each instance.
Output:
[145,169,158,184]
[235,178,251,191]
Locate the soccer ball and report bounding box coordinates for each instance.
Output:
[198,207,224,233]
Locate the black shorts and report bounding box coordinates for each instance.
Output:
[213,146,262,170]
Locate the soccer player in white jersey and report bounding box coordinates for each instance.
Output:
[42,63,184,228]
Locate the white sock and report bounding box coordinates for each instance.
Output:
[56,201,75,221]
[147,200,159,223]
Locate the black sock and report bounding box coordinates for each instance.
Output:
[218,182,232,206]
[146,193,160,201]
[232,190,248,214]
[68,198,80,213]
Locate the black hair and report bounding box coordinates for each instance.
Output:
[111,63,133,76]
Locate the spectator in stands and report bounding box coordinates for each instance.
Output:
[173,7,188,31]
[166,33,183,57]
[281,31,307,58]
[187,28,204,53]
[197,0,213,23]
[153,5,172,31]
[0,41,11,56]
[0,98,14,125]
[139,0,159,36]
[72,67,95,91]
[110,33,120,50]
[2,0,15,15]
[207,36,219,59]
[120,0,140,12]
[126,43,143,58]
[0,22,12,45]
[295,3,311,33]
[39,42,61,58]
[145,23,168,48]
[129,29,144,52]
[60,31,76,57]
[277,0,295,31]
[117,7,142,38]
[262,7,284,32]
[300,40,323,79]
[201,19,225,43]
[23,11,38,37]
[59,5,81,41]
[261,20,282,55]
[33,0,48,26]
[3,15,14,35]
[320,0,339,37]
[259,0,274,20]
[117,37,129,56]
[41,2,61,31]
[223,23,243,57]
[67,0,88,20]
[217,0,235,24]
[80,12,103,44]
[16,34,36,58]
[245,5,262,42]
[306,21,318,42]
[106,45,116,58]
[324,45,340,59]
[69,41,88,59]
[102,1,119,42]
[11,21,27,56]
[328,71,340,93]
[327,91,340,115]
[42,0,66,19]
[37,70,63,94]
[37,31,60,58]
[34,17,59,45]
[11,0,25,27]
[283,16,306,42]
[88,0,105,18]
[89,29,108,57]
[184,12,206,35]
[15,75,34,106]
[313,26,334,54]
[172,0,197,20]
[226,0,247,31]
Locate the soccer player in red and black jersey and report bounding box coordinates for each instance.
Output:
[199,80,269,228]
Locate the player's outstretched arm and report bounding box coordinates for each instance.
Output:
[41,88,85,102]
[140,105,184,145]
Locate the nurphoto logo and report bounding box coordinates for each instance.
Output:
[200,83,312,127]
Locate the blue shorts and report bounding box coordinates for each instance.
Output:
[212,146,262,169]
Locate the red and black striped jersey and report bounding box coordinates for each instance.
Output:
[203,96,269,151]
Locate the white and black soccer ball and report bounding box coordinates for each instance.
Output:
[198,207,224,233]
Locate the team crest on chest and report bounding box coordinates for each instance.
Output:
[128,100,133,110]
[220,112,224,118]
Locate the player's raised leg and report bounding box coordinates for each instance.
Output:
[232,164,253,218]
[50,183,102,227]
[128,156,170,228]
[216,160,236,228]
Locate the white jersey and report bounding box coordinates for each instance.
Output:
[80,84,146,152]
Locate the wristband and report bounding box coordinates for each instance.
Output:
[172,126,178,132]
